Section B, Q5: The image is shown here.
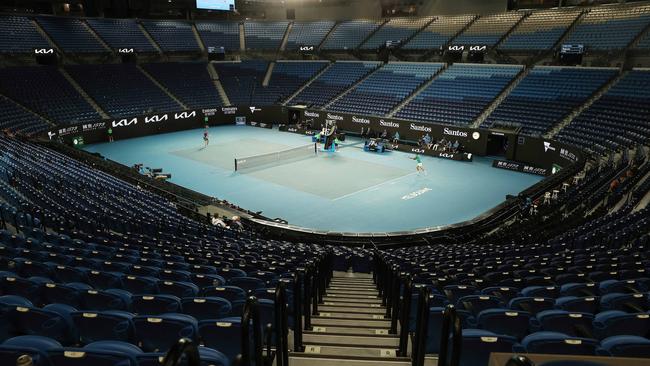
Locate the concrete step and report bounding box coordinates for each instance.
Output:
[323,293,380,300]
[319,305,386,314]
[308,326,393,336]
[328,286,378,292]
[317,311,387,320]
[312,316,391,328]
[322,296,382,304]
[303,333,399,347]
[302,344,398,358]
[322,300,384,308]
[289,354,411,366]
[327,289,379,296]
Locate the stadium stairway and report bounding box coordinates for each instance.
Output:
[289,271,414,366]
[322,64,383,110]
[31,18,61,54]
[138,22,162,53]
[472,65,531,128]
[283,62,333,105]
[208,62,232,106]
[280,22,293,51]
[192,23,206,53]
[545,68,624,138]
[136,63,188,109]
[59,67,110,119]
[387,63,447,118]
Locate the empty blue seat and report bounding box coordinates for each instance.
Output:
[443,285,477,304]
[521,286,560,298]
[475,309,531,340]
[481,287,520,303]
[81,289,132,311]
[199,318,242,364]
[555,296,600,314]
[48,346,139,366]
[131,295,181,315]
[598,335,650,357]
[72,310,135,344]
[228,277,265,295]
[190,274,225,289]
[531,310,594,338]
[122,276,159,295]
[425,307,475,354]
[457,295,503,316]
[201,286,247,303]
[600,292,648,312]
[0,335,61,366]
[157,281,199,298]
[133,313,198,352]
[8,304,75,344]
[458,329,517,366]
[593,310,650,339]
[43,282,91,308]
[181,297,231,321]
[509,297,555,315]
[87,271,124,290]
[516,331,599,355]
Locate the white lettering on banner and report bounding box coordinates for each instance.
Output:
[47,131,56,140]
[174,111,197,120]
[300,46,314,51]
[448,45,465,52]
[402,187,432,200]
[118,48,134,54]
[543,141,556,152]
[34,48,54,54]
[326,113,343,121]
[469,45,487,52]
[411,148,425,154]
[379,119,399,128]
[145,114,169,123]
[439,153,455,159]
[304,111,320,118]
[222,107,237,115]
[443,127,468,138]
[82,122,106,131]
[409,123,432,133]
[351,116,370,124]
[112,118,138,128]
[560,148,577,162]
[249,107,261,113]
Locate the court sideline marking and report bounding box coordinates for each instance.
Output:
[332,172,418,201]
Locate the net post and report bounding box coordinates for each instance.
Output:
[234,158,237,172]
[314,142,317,155]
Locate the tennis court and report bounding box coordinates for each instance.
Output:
[84,125,542,232]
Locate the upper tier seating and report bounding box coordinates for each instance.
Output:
[402,15,475,50]
[36,17,106,53]
[557,69,650,155]
[0,66,100,125]
[452,12,524,47]
[285,21,336,50]
[86,18,158,53]
[195,21,240,52]
[141,20,201,52]
[0,96,50,135]
[329,62,443,116]
[213,61,269,106]
[244,21,290,50]
[65,64,181,118]
[142,62,221,109]
[0,15,50,54]
[482,66,618,136]
[395,64,523,126]
[252,61,329,105]
[564,3,650,50]
[500,9,582,51]
[636,29,650,49]
[289,61,381,108]
[360,17,435,50]
[321,19,383,50]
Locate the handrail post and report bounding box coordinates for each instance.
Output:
[274,281,289,366]
[450,307,462,366]
[384,265,393,317]
[438,304,462,366]
[389,270,400,334]
[303,264,312,330]
[293,270,304,352]
[312,259,319,316]
[412,286,430,366]
[161,338,200,366]
[240,296,263,366]
[398,276,412,357]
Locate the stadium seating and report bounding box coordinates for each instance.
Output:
[564,3,650,51]
[65,64,182,117]
[289,61,381,107]
[0,15,50,54]
[213,60,269,106]
[252,61,329,105]
[0,96,51,135]
[142,62,221,109]
[36,17,106,53]
[500,9,582,51]
[452,12,524,47]
[244,21,290,50]
[0,66,101,125]
[360,17,434,50]
[329,62,443,116]
[285,21,336,50]
[402,15,475,50]
[141,20,201,52]
[395,64,523,126]
[321,19,384,50]
[86,18,158,53]
[636,30,650,50]
[195,21,240,52]
[558,69,650,155]
[482,66,617,136]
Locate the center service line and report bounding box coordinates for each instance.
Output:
[332,172,418,201]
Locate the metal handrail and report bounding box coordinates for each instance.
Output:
[241,296,263,366]
[398,276,412,357]
[412,286,430,366]
[303,264,312,330]
[161,338,200,366]
[293,269,304,352]
[275,281,289,366]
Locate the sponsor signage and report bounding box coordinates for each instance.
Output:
[469,45,487,52]
[448,45,465,52]
[393,144,473,162]
[299,45,315,52]
[34,48,55,54]
[221,107,238,115]
[379,119,399,129]
[492,160,549,176]
[117,48,135,54]
[144,114,169,123]
[351,116,370,124]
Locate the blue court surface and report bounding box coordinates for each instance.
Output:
[84,125,542,233]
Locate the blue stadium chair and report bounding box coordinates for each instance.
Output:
[181,297,231,321]
[456,295,503,316]
[216,268,247,281]
[600,292,648,312]
[598,335,650,357]
[122,276,159,295]
[80,289,132,311]
[516,331,599,356]
[157,281,199,298]
[521,286,561,298]
[199,318,242,364]
[458,329,517,366]
[190,274,225,289]
[0,335,61,366]
[133,314,198,352]
[0,276,48,304]
[560,283,598,297]
[555,296,600,314]
[48,345,139,366]
[481,287,520,303]
[593,310,650,339]
[531,310,594,338]
[509,297,555,315]
[228,277,266,295]
[87,271,124,290]
[43,282,91,308]
[72,310,135,344]
[475,309,531,340]
[9,304,76,345]
[425,307,475,354]
[131,295,181,315]
[201,286,247,303]
[443,285,477,304]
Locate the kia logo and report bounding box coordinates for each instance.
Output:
[145,114,169,123]
[118,48,134,54]
[112,118,138,127]
[300,46,314,51]
[174,111,197,120]
[448,45,464,52]
[469,45,487,52]
[34,48,54,54]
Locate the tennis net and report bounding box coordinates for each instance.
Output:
[234,143,317,171]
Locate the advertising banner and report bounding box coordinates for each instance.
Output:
[393,143,473,162]
[513,136,582,170]
[492,159,549,176]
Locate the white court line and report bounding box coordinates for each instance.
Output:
[332,172,418,201]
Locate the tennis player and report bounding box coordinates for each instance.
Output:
[203,127,209,148]
[411,154,426,175]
